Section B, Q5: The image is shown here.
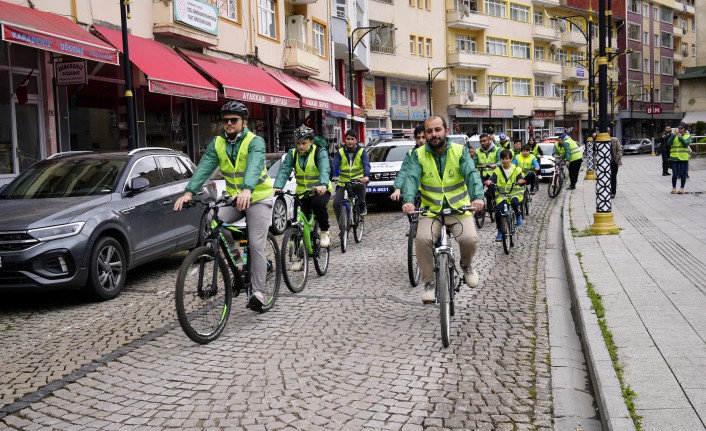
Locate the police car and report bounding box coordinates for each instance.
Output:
[365,140,417,199]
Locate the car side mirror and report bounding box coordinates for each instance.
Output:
[129,177,150,194]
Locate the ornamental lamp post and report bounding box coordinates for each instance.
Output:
[488,78,509,133]
[428,65,454,115]
[120,0,136,150]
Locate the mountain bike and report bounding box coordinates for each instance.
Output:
[407,194,422,287]
[495,182,524,255]
[409,205,475,348]
[278,190,330,293]
[337,179,365,253]
[548,159,566,198]
[175,197,281,344]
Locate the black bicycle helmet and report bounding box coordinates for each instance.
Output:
[220,101,249,119]
[293,125,315,142]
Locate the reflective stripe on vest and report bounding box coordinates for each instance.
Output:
[293,149,333,194]
[494,165,524,205]
[416,143,471,212]
[515,154,536,174]
[214,132,273,202]
[338,147,364,183]
[671,133,690,161]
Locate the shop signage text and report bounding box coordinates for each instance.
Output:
[533,111,555,119]
[228,89,299,108]
[56,60,87,85]
[646,105,662,114]
[302,98,331,110]
[2,25,119,64]
[174,0,219,36]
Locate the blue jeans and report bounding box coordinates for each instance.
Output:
[671,160,688,189]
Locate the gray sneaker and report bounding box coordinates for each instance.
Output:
[248,291,265,311]
[422,282,436,304]
[462,266,479,288]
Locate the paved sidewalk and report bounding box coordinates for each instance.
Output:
[567,154,706,430]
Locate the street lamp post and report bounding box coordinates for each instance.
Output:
[488,78,509,133]
[428,65,453,115]
[562,89,583,133]
[120,0,136,150]
[347,22,394,125]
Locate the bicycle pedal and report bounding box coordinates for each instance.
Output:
[422,299,436,305]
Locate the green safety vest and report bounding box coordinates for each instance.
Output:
[476,147,498,178]
[529,144,540,157]
[565,138,582,162]
[292,148,333,194]
[338,147,364,183]
[515,153,537,175]
[554,142,565,159]
[670,133,691,161]
[494,165,524,205]
[512,148,522,159]
[416,143,471,213]
[214,132,273,202]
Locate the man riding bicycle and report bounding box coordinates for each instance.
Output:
[273,125,332,248]
[332,129,370,219]
[473,133,500,208]
[485,149,526,241]
[173,101,274,311]
[401,115,485,304]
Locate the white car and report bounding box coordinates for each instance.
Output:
[212,153,296,235]
[365,140,417,200]
[538,142,557,181]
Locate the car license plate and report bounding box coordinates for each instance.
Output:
[368,186,389,193]
[540,169,547,174]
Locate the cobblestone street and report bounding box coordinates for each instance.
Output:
[1,192,559,430]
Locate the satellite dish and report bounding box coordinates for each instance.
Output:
[467,91,475,102]
[558,21,567,32]
[549,43,558,55]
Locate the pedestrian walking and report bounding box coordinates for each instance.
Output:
[656,126,672,176]
[558,133,582,190]
[667,123,691,194]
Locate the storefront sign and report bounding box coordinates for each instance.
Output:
[174,0,219,35]
[451,107,513,118]
[576,65,585,78]
[409,107,427,120]
[302,97,331,111]
[533,110,555,119]
[2,25,119,64]
[226,89,299,108]
[363,77,376,110]
[55,60,87,86]
[531,119,545,127]
[390,106,409,120]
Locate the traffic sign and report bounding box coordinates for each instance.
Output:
[646,105,662,114]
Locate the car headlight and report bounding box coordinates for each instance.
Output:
[28,222,85,241]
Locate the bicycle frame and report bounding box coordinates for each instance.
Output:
[293,206,316,255]
[207,211,250,295]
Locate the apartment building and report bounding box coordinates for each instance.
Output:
[674,0,705,126]
[0,0,351,185]
[616,0,689,141]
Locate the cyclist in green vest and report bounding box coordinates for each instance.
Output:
[474,133,500,209]
[332,129,370,219]
[527,136,542,157]
[513,145,540,194]
[274,125,332,248]
[667,122,691,194]
[390,125,426,202]
[558,133,583,190]
[485,149,526,241]
[174,101,274,312]
[497,133,511,150]
[511,138,523,159]
[401,115,485,304]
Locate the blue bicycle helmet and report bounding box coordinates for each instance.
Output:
[498,133,507,140]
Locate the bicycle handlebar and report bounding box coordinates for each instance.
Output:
[408,205,478,216]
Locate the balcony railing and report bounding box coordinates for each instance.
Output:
[561,30,587,47]
[533,59,562,76]
[532,22,561,41]
[283,39,320,76]
[447,50,491,69]
[448,91,489,108]
[371,43,395,55]
[561,65,588,81]
[533,96,562,110]
[446,8,490,30]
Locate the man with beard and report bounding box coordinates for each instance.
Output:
[401,115,485,304]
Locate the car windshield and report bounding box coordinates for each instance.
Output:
[266,158,282,177]
[367,144,415,162]
[625,140,641,145]
[448,136,467,146]
[539,143,555,156]
[0,157,127,199]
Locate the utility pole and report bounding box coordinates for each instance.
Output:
[120,0,136,150]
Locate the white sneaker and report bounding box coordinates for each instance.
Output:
[289,261,303,271]
[248,291,265,309]
[319,231,330,248]
[422,282,436,304]
[463,266,479,288]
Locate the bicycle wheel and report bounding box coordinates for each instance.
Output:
[353,209,364,243]
[449,263,456,317]
[523,189,530,217]
[407,222,420,287]
[509,218,515,248]
[501,216,510,255]
[312,222,329,276]
[281,228,308,293]
[558,167,565,190]
[258,233,281,312]
[548,173,560,198]
[339,206,349,254]
[474,208,485,229]
[175,246,232,344]
[437,253,452,348]
[487,197,495,222]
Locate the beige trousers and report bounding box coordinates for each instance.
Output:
[415,213,478,284]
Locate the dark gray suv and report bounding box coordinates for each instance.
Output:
[0,148,215,300]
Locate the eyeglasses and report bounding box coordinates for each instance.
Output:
[221,117,241,124]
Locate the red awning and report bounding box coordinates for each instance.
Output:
[179,49,299,108]
[93,25,217,101]
[0,1,118,65]
[268,70,362,117]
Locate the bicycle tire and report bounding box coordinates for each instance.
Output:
[487,197,495,222]
[474,208,485,229]
[509,218,515,248]
[281,228,308,293]
[258,233,281,312]
[407,222,420,287]
[548,173,560,198]
[175,246,232,344]
[312,222,329,276]
[353,210,364,243]
[523,189,530,217]
[502,216,510,255]
[558,167,565,190]
[449,263,456,317]
[339,206,349,253]
[437,253,451,348]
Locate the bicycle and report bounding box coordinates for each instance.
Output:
[475,164,496,228]
[494,182,524,255]
[547,159,566,198]
[409,205,475,348]
[407,194,422,287]
[337,179,365,253]
[175,197,282,344]
[278,190,330,293]
[520,169,536,217]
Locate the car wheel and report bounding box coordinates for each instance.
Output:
[270,197,288,235]
[84,236,126,301]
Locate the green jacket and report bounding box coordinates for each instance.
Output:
[393,149,415,190]
[401,139,484,205]
[186,127,266,195]
[274,146,331,189]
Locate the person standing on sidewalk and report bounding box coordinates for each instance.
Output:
[558,133,582,190]
[667,123,691,194]
[657,126,672,176]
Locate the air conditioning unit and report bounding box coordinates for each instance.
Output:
[286,15,307,43]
